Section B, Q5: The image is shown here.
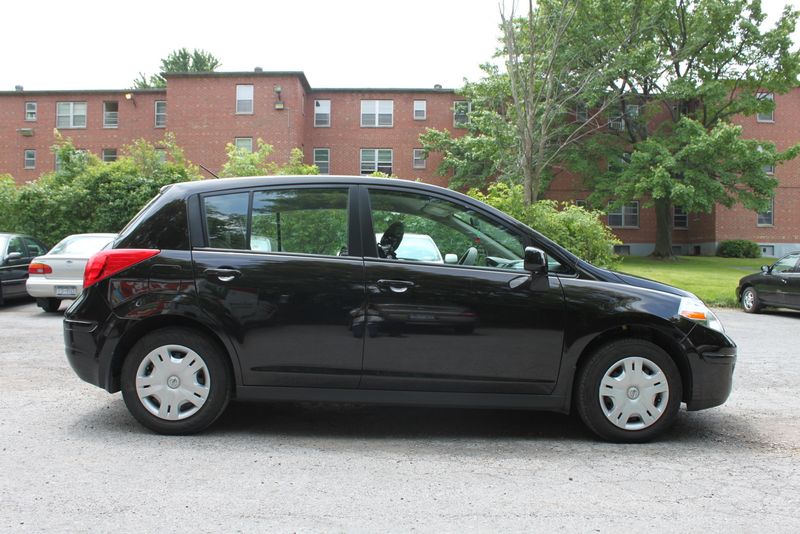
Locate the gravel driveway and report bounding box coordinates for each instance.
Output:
[1,300,798,532]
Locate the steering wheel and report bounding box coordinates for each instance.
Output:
[458,246,478,266]
[379,221,405,259]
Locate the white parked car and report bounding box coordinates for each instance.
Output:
[26,233,116,312]
[374,232,445,263]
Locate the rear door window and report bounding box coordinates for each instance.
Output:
[203,193,250,250]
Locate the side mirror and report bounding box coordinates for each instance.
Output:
[761,265,771,274]
[524,246,547,275]
[444,253,458,264]
[5,252,23,262]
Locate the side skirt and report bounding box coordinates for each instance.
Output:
[236,385,570,413]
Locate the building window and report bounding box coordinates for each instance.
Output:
[757,197,774,226]
[360,149,393,175]
[576,103,588,122]
[101,148,117,162]
[236,84,254,114]
[608,113,625,131]
[625,104,640,119]
[234,137,253,152]
[453,101,471,128]
[24,149,36,169]
[103,101,119,128]
[756,93,774,122]
[313,148,330,174]
[763,163,775,175]
[154,101,166,128]
[56,102,87,129]
[361,100,393,127]
[575,199,588,208]
[413,100,427,120]
[613,245,631,256]
[25,102,37,121]
[314,100,331,127]
[412,148,426,169]
[608,201,639,228]
[154,149,167,163]
[673,206,688,229]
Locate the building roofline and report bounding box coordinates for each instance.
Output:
[0,88,166,96]
[163,71,313,92]
[311,87,456,94]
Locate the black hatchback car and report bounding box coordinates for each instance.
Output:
[64,177,736,442]
[737,251,800,313]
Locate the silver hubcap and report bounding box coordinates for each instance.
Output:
[135,344,210,421]
[743,290,754,309]
[599,356,669,431]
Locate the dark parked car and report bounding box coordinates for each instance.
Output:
[64,177,736,442]
[737,252,800,313]
[0,233,47,306]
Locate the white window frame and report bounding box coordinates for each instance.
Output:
[234,137,254,153]
[314,100,331,127]
[673,206,688,229]
[236,84,254,114]
[607,201,640,228]
[625,104,640,119]
[313,148,330,174]
[756,92,774,123]
[23,149,36,169]
[25,101,37,121]
[453,101,471,128]
[413,100,427,120]
[103,101,119,128]
[412,148,427,169]
[154,101,167,128]
[757,197,774,227]
[360,100,393,127]
[101,148,117,162]
[360,148,393,175]
[56,101,87,129]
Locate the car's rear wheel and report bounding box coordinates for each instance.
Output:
[741,286,761,314]
[576,339,682,443]
[121,328,232,435]
[37,298,61,313]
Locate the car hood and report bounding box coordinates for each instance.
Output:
[577,260,695,298]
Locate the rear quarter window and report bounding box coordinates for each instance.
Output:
[115,199,190,250]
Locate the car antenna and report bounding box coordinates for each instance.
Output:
[199,163,220,179]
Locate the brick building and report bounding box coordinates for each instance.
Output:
[1,70,798,256]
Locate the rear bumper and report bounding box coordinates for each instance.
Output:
[63,318,104,388]
[26,276,82,298]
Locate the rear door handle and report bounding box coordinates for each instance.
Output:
[204,268,241,283]
[377,279,415,293]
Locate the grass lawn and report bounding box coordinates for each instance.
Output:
[615,255,771,307]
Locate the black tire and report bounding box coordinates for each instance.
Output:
[741,286,762,314]
[37,298,62,313]
[121,327,232,435]
[575,339,682,443]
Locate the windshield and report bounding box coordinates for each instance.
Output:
[49,235,115,256]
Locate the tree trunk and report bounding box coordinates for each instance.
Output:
[652,198,675,259]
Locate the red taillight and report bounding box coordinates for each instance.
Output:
[83,249,160,288]
[28,263,53,275]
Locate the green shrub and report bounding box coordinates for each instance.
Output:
[0,174,20,232]
[717,239,761,258]
[468,182,621,268]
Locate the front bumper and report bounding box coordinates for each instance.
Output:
[684,326,737,411]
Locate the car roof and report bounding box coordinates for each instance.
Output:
[166,175,456,197]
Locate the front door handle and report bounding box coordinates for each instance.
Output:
[204,268,241,283]
[377,279,415,293]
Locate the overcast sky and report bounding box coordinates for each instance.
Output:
[2,0,797,92]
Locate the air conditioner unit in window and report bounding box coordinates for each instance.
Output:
[17,128,34,136]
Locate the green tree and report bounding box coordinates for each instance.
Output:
[421,0,626,199]
[133,48,221,89]
[584,0,800,258]
[220,141,319,177]
[0,174,20,231]
[12,133,200,245]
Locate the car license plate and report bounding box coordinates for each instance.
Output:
[55,286,78,297]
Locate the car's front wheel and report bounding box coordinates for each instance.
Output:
[121,328,232,434]
[36,298,61,313]
[741,286,762,314]
[576,339,682,443]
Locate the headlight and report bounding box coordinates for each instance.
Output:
[679,297,725,333]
